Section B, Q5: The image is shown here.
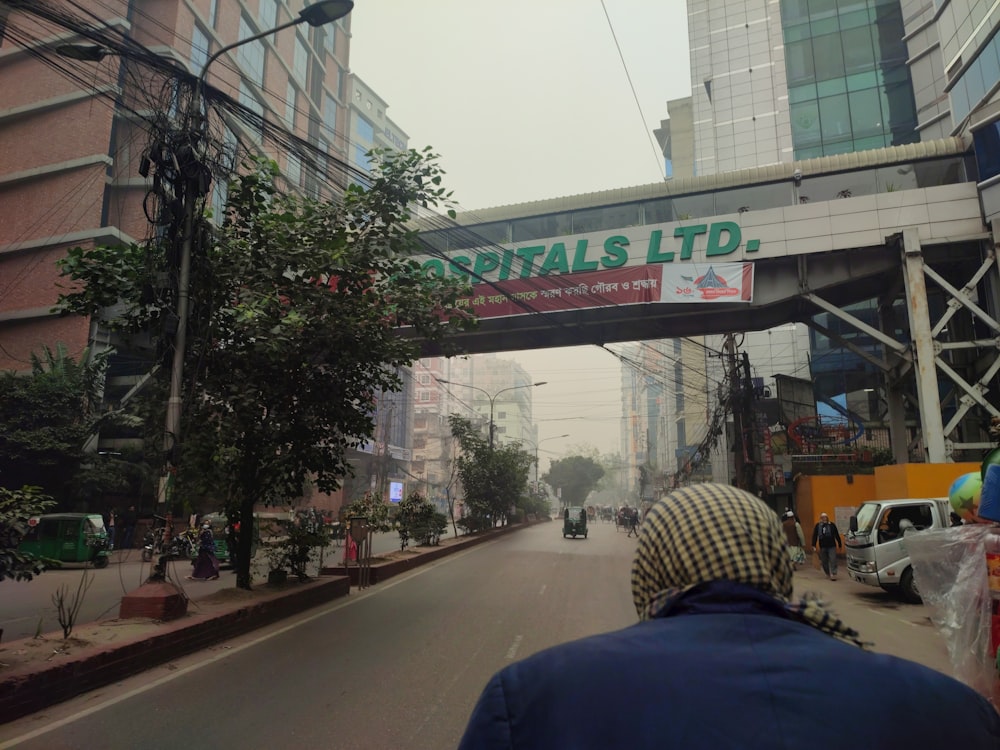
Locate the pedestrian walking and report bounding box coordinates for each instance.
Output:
[457,483,1000,749]
[781,510,806,567]
[121,505,138,549]
[187,521,220,580]
[106,509,117,551]
[626,507,640,538]
[811,512,842,580]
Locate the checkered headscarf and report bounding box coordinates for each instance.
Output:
[631,483,866,647]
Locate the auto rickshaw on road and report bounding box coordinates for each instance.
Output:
[563,506,588,539]
[18,513,111,568]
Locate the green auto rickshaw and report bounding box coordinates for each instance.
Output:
[18,513,111,568]
[563,506,588,539]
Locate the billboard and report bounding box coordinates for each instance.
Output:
[389,481,404,503]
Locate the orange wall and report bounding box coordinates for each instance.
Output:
[795,475,876,535]
[873,463,978,500]
[794,463,978,537]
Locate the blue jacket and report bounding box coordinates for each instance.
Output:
[458,582,1000,749]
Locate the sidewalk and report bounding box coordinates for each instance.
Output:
[0,520,540,724]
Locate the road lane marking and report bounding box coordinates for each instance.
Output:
[506,634,523,660]
[538,584,546,596]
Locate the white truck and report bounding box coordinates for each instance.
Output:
[845,497,952,603]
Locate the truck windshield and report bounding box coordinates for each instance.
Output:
[854,503,881,534]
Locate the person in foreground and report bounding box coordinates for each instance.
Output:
[457,483,1000,749]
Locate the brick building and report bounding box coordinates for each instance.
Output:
[0,0,353,388]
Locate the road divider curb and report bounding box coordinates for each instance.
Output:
[0,519,545,725]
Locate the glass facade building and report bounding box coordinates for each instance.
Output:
[781,0,918,159]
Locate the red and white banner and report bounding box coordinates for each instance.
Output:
[454,263,753,320]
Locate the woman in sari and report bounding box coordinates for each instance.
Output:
[188,521,220,580]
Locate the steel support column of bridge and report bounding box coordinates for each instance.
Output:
[901,228,950,462]
[800,227,1000,463]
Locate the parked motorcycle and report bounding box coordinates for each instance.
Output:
[141,522,197,562]
[141,526,163,562]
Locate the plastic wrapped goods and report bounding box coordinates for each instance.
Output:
[907,524,1000,707]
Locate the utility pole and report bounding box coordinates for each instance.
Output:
[724,334,745,488]
[740,350,758,496]
[723,337,758,493]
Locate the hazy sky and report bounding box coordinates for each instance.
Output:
[349,2,692,459]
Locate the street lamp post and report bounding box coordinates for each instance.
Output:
[163,0,353,495]
[521,434,570,484]
[438,380,547,449]
[62,2,353,514]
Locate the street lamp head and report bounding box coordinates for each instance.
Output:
[298,0,354,26]
[533,381,548,386]
[55,44,112,62]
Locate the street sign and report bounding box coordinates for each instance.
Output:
[349,517,369,544]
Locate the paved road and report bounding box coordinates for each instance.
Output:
[0,529,454,642]
[0,520,955,749]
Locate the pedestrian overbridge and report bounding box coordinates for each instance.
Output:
[411,137,1000,464]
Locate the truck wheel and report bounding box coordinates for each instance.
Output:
[899,568,921,604]
[93,555,109,569]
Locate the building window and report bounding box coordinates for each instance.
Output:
[239,80,263,117]
[286,153,301,188]
[285,80,296,129]
[354,143,371,172]
[316,137,330,178]
[323,94,337,136]
[190,24,210,73]
[951,31,1000,125]
[211,180,228,225]
[310,58,324,104]
[419,390,430,402]
[781,0,917,158]
[512,213,573,243]
[324,24,336,54]
[237,15,265,87]
[974,120,1000,181]
[209,0,218,28]
[335,67,345,100]
[356,116,374,145]
[293,34,309,84]
[259,0,277,30]
[419,374,431,384]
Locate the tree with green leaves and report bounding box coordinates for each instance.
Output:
[449,415,533,528]
[0,486,56,581]
[543,455,605,507]
[0,345,139,510]
[56,149,473,589]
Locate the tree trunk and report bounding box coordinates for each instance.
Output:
[235,495,255,590]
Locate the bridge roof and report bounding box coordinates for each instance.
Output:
[431,137,969,225]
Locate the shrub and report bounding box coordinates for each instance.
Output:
[396,492,446,548]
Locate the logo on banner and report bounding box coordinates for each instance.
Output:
[676,266,740,301]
